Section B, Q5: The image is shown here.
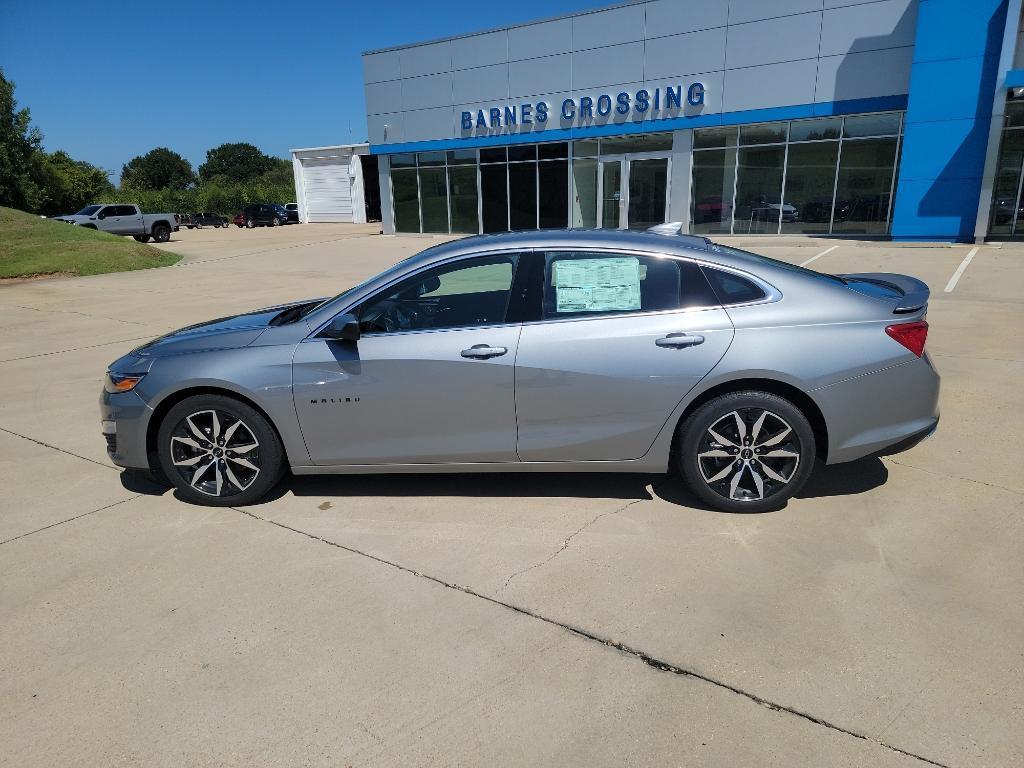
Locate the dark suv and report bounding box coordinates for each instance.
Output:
[242,204,289,228]
[193,212,228,228]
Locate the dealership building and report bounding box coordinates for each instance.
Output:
[322,0,1024,242]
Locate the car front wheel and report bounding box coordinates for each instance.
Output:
[246,218,255,228]
[677,391,815,513]
[156,395,285,506]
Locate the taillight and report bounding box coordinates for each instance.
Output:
[885,321,928,357]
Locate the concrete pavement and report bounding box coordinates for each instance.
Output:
[1,223,1021,767]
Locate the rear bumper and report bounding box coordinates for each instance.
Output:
[813,354,940,464]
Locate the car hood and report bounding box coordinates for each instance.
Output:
[52,215,86,223]
[132,298,325,357]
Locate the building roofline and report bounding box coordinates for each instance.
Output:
[289,143,369,154]
[361,0,642,56]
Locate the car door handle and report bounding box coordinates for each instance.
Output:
[655,333,705,348]
[461,344,508,359]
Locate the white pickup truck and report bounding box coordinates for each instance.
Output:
[53,204,179,243]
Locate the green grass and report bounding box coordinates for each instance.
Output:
[0,206,181,279]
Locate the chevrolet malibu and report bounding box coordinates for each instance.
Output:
[100,230,939,513]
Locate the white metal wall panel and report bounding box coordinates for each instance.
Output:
[301,154,354,223]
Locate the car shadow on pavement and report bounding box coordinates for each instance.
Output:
[121,457,888,513]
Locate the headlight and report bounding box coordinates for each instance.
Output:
[104,372,146,393]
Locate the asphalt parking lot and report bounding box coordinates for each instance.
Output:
[1,223,1022,767]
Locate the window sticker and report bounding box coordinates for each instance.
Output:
[554,257,641,313]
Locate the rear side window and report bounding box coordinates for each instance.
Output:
[701,267,767,305]
[541,251,718,320]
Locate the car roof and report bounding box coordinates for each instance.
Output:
[398,229,771,273]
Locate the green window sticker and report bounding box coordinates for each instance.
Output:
[554,256,641,313]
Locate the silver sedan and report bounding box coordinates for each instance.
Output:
[100,230,939,512]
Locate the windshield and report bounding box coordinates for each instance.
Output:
[708,243,847,284]
[272,204,287,212]
[74,205,102,216]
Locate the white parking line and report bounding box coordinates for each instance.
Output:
[944,247,979,293]
[800,244,840,267]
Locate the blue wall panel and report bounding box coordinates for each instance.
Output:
[891,0,1009,241]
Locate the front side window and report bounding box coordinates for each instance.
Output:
[541,251,717,320]
[359,255,517,334]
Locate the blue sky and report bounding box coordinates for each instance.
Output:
[0,0,599,180]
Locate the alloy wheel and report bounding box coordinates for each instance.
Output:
[697,408,800,503]
[169,409,260,497]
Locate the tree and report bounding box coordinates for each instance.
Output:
[0,67,44,211]
[31,150,114,216]
[121,147,195,190]
[198,142,279,184]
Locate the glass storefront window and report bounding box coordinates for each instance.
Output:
[781,142,840,234]
[448,164,479,233]
[831,137,899,234]
[601,133,673,154]
[988,129,1024,236]
[508,145,537,162]
[693,127,737,149]
[789,118,842,142]
[843,112,901,138]
[733,145,785,234]
[627,158,669,230]
[419,167,449,233]
[572,158,598,228]
[539,142,569,160]
[418,151,446,167]
[573,140,599,157]
[691,148,736,235]
[509,161,538,230]
[480,163,508,233]
[447,149,476,165]
[480,147,507,163]
[391,168,420,233]
[1005,99,1024,128]
[390,153,417,168]
[539,160,569,228]
[739,122,787,146]
[601,161,622,228]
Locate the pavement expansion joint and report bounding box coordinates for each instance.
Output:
[0,425,119,471]
[232,504,952,768]
[0,495,141,545]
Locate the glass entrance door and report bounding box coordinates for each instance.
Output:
[599,159,623,228]
[627,157,669,230]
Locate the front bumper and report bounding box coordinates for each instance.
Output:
[813,354,941,464]
[99,388,154,469]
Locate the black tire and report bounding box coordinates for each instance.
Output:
[157,394,285,507]
[676,391,816,513]
[151,223,171,243]
[133,234,151,243]
[195,222,203,229]
[246,218,256,229]
[270,216,279,227]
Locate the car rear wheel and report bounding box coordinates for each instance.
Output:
[151,224,171,243]
[157,395,285,507]
[676,391,815,513]
[245,218,255,228]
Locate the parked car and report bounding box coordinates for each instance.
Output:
[693,195,731,225]
[242,204,289,228]
[52,204,178,243]
[191,212,229,228]
[179,213,197,229]
[100,229,939,512]
[232,212,245,228]
[285,203,300,224]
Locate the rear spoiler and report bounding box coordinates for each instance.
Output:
[839,272,930,313]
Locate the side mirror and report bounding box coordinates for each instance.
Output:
[319,313,360,342]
